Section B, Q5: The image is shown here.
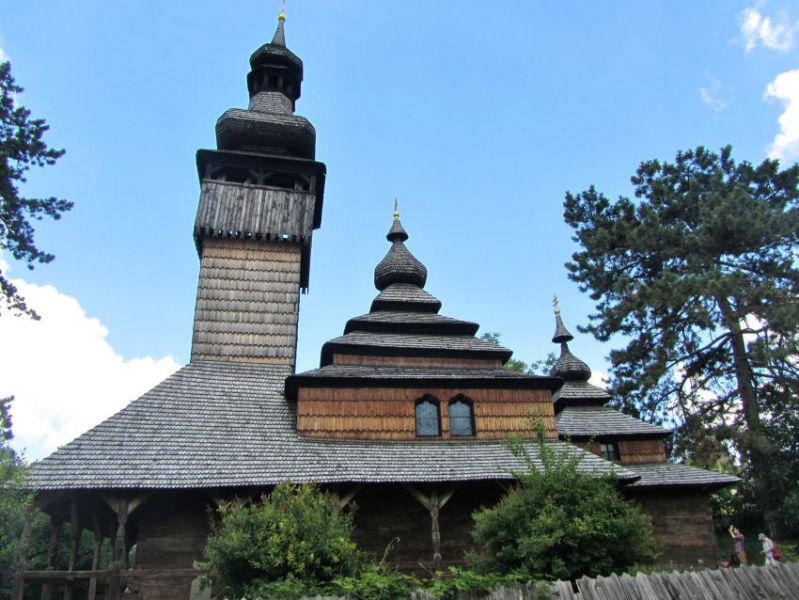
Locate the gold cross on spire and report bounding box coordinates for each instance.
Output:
[393,197,400,220]
[553,294,561,316]
[278,0,286,21]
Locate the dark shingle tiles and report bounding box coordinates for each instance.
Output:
[28,362,637,491]
[293,365,534,379]
[556,406,670,438]
[320,331,513,366]
[344,312,479,336]
[370,283,442,313]
[553,380,611,404]
[625,462,740,489]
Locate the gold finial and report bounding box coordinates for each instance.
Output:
[393,197,400,220]
[278,0,286,21]
[553,294,561,316]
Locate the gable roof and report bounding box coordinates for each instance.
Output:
[556,405,670,439]
[28,361,637,491]
[625,462,740,490]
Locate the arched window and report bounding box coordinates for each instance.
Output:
[449,396,475,436]
[415,396,440,437]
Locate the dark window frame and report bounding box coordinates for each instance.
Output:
[415,395,441,437]
[599,441,621,462]
[448,395,476,437]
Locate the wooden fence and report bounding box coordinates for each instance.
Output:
[290,563,799,600]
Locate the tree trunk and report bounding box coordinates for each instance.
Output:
[717,295,773,532]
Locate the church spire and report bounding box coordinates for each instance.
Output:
[550,300,591,381]
[374,203,428,290]
[271,2,287,47]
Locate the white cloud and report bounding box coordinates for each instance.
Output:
[588,368,609,390]
[0,39,7,63]
[0,275,180,460]
[764,69,799,163]
[699,75,728,112]
[739,5,797,53]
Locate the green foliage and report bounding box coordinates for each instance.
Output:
[0,396,29,598]
[426,568,539,600]
[0,61,72,319]
[480,332,557,375]
[469,433,658,580]
[205,483,364,598]
[563,145,799,530]
[328,565,420,600]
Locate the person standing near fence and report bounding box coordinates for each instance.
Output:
[729,526,748,565]
[758,533,779,567]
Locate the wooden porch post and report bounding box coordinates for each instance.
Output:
[40,519,62,600]
[12,503,35,600]
[64,501,80,600]
[104,493,148,600]
[87,513,102,600]
[403,485,456,569]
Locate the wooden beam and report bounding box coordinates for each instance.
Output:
[64,501,80,600]
[402,484,457,569]
[330,485,362,510]
[88,514,102,600]
[40,519,62,600]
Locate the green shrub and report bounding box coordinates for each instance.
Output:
[204,483,364,598]
[469,433,659,580]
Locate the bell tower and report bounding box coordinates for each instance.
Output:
[191,8,325,368]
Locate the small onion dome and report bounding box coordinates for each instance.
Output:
[552,343,592,381]
[374,217,428,291]
[552,314,574,343]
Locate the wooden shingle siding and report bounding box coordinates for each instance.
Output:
[332,353,503,369]
[195,181,317,239]
[296,387,557,440]
[618,439,667,464]
[578,439,667,464]
[191,239,301,365]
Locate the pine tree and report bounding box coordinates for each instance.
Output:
[0,61,71,318]
[563,145,799,530]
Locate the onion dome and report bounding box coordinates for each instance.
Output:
[550,298,592,382]
[374,204,428,291]
[552,295,574,343]
[215,7,316,158]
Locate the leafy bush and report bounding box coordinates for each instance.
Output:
[469,433,659,580]
[204,483,364,598]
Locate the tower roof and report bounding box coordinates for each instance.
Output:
[549,303,610,410]
[215,7,314,157]
[292,207,525,370]
[374,212,428,290]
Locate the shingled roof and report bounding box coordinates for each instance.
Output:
[556,405,670,439]
[307,214,521,370]
[625,462,740,490]
[28,361,635,491]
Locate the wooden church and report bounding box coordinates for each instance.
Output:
[19,11,737,599]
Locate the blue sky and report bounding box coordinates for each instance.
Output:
[1,1,797,459]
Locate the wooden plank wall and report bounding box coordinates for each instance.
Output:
[578,440,666,464]
[134,494,210,600]
[191,239,301,365]
[297,387,557,440]
[629,489,719,568]
[333,354,504,369]
[618,439,666,464]
[195,181,316,239]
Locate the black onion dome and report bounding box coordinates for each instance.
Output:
[374,217,428,291]
[552,314,574,343]
[549,306,591,381]
[215,9,313,157]
[552,343,592,381]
